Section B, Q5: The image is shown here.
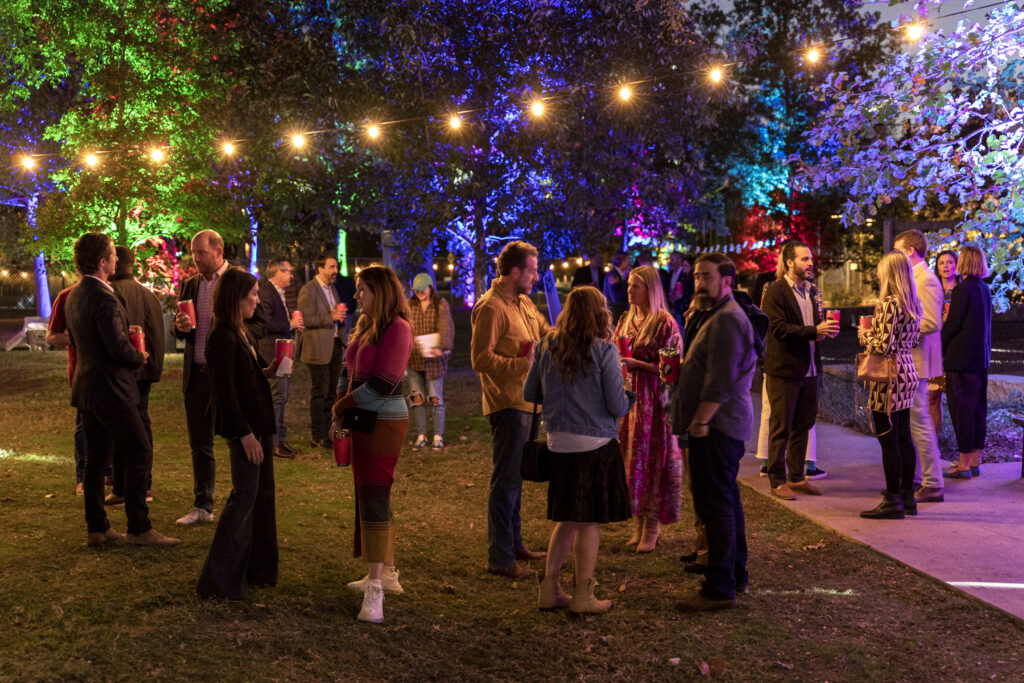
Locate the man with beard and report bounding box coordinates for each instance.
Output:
[298,255,346,449]
[672,253,756,610]
[760,241,839,500]
[471,241,551,579]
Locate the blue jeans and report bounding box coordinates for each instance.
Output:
[406,369,445,436]
[487,409,530,567]
[268,375,290,444]
[688,429,748,600]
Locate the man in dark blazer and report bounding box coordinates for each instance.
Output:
[108,246,165,504]
[66,232,178,547]
[603,252,630,325]
[570,251,605,291]
[760,241,839,500]
[248,258,302,458]
[298,255,345,448]
[333,270,358,342]
[172,229,229,526]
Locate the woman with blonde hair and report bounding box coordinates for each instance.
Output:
[524,286,633,613]
[332,264,413,623]
[615,265,682,552]
[941,245,992,478]
[858,251,922,519]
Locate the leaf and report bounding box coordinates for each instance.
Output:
[777,660,794,670]
[802,539,826,551]
[698,660,710,675]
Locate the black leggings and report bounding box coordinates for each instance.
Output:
[873,409,915,494]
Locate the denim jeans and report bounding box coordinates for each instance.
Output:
[268,375,290,444]
[487,409,531,567]
[688,429,748,600]
[406,368,445,436]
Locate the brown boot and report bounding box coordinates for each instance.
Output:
[636,519,660,553]
[626,517,643,546]
[537,571,571,611]
[569,578,612,614]
[126,528,181,546]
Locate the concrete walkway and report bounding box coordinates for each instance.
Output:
[738,411,1024,620]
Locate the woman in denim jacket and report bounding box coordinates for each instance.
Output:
[523,286,635,614]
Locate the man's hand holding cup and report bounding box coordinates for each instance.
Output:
[174,312,193,333]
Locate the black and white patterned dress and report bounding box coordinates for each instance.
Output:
[864,296,920,413]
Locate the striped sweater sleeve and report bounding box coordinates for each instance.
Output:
[351,319,413,411]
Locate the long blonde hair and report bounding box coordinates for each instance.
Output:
[877,252,922,321]
[619,265,669,346]
[349,264,411,346]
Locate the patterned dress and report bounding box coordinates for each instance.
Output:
[333,318,413,562]
[616,309,683,524]
[863,296,920,413]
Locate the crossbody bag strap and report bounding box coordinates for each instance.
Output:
[527,338,547,441]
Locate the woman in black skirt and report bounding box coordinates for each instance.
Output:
[197,267,278,600]
[523,286,634,614]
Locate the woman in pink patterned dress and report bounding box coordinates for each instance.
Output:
[858,252,921,520]
[615,265,682,552]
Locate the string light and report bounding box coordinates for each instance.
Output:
[432,263,438,271]
[806,47,821,64]
[290,133,305,149]
[222,142,235,155]
[905,22,926,42]
[530,100,545,117]
[150,148,165,163]
[84,153,98,167]
[577,257,584,266]
[709,67,724,84]
[21,156,35,170]
[618,85,632,101]
[448,114,461,130]
[367,125,380,140]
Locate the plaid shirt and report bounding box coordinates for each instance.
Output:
[408,297,454,373]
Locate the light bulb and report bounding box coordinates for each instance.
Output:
[709,67,724,83]
[807,47,821,63]
[85,153,98,167]
[449,115,461,130]
[291,134,305,148]
[150,148,165,163]
[530,100,545,117]
[223,142,235,155]
[619,86,632,101]
[906,22,926,42]
[367,125,380,139]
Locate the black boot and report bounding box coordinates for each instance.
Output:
[860,492,905,519]
[901,490,918,516]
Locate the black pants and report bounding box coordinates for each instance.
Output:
[689,429,748,600]
[873,409,915,493]
[308,339,344,442]
[765,374,818,488]
[81,405,152,536]
[185,369,216,512]
[946,370,988,453]
[197,434,278,600]
[113,380,153,496]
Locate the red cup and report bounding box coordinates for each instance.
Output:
[275,339,294,365]
[333,432,351,467]
[291,310,303,327]
[129,325,145,353]
[659,349,681,384]
[826,309,840,324]
[616,336,632,359]
[335,303,347,316]
[673,283,683,297]
[519,340,535,358]
[859,315,873,330]
[177,299,196,327]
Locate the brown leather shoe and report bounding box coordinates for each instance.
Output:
[771,484,796,500]
[126,529,181,546]
[675,592,737,612]
[515,545,547,561]
[87,528,125,548]
[915,486,944,503]
[273,448,295,459]
[788,479,823,496]
[487,562,536,579]
[277,440,296,455]
[103,493,125,507]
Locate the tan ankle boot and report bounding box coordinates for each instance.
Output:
[626,517,643,545]
[569,577,612,614]
[637,519,660,553]
[537,571,571,611]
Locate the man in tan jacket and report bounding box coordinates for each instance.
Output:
[298,255,346,449]
[894,230,945,503]
[471,241,551,579]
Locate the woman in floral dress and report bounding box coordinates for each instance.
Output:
[615,265,682,552]
[858,252,921,520]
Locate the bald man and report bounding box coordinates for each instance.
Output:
[173,230,229,525]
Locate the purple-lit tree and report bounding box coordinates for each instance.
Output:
[798,1,1024,309]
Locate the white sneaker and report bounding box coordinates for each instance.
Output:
[348,569,404,594]
[357,582,384,623]
[175,507,214,525]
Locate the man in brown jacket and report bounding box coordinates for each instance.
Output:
[298,255,345,449]
[471,241,551,579]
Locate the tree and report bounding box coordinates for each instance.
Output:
[798,1,1024,309]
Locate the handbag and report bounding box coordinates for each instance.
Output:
[520,341,551,483]
[342,406,378,434]
[855,351,896,384]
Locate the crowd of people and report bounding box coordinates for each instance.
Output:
[51,226,993,621]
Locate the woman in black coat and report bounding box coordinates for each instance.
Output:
[940,246,992,479]
[197,267,279,600]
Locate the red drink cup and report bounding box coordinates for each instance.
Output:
[659,348,681,384]
[335,303,347,316]
[275,339,294,365]
[519,340,535,358]
[129,325,145,353]
[616,336,632,359]
[177,299,196,327]
[673,282,683,297]
[859,315,873,331]
[291,310,303,327]
[826,309,840,324]
[333,431,351,467]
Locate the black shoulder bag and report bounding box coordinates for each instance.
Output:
[520,342,551,483]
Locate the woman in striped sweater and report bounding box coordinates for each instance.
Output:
[332,264,413,623]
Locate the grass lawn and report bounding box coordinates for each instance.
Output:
[1,350,1023,681]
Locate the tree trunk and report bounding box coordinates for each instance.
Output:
[26,194,51,318]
